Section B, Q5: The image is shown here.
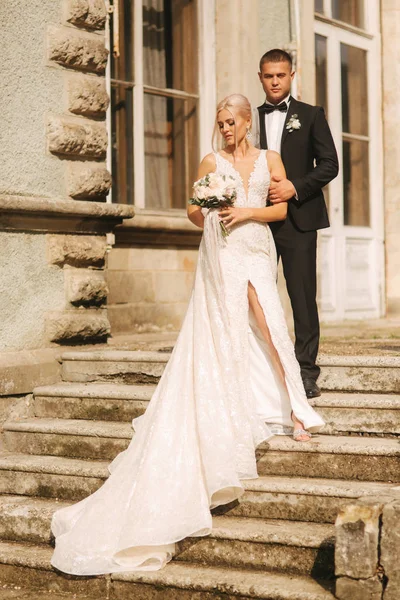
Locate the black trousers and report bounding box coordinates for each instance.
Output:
[270,216,320,381]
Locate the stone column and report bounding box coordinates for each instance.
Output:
[381,1,400,316]
[298,0,316,104]
[215,0,261,108]
[47,0,111,201]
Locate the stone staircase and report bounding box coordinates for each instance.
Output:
[0,350,399,599]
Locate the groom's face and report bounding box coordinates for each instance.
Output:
[258,61,294,104]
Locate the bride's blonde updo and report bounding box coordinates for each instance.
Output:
[212,93,252,152]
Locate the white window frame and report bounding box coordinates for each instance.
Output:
[105,0,216,209]
[315,1,385,319]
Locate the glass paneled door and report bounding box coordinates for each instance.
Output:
[314,5,384,320]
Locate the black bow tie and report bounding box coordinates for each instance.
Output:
[260,101,288,114]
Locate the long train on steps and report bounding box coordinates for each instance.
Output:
[50,150,324,575]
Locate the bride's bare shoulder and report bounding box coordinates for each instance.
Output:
[266,150,281,163]
[197,152,217,177]
[200,152,217,168]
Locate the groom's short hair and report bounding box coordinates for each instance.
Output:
[259,49,293,71]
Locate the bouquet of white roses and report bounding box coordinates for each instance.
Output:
[189,172,238,237]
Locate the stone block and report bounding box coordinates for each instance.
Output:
[47,234,107,267]
[46,309,110,343]
[68,162,111,199]
[336,576,383,600]
[153,271,194,303]
[0,349,61,397]
[335,500,383,579]
[47,115,107,158]
[381,500,400,599]
[65,0,107,30]
[106,271,155,304]
[48,26,108,74]
[108,302,187,334]
[67,73,109,117]
[107,247,199,272]
[65,269,108,306]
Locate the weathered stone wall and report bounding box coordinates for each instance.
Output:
[107,246,198,335]
[45,231,110,344]
[382,1,400,316]
[0,0,110,202]
[47,0,111,203]
[0,232,65,351]
[0,205,133,351]
[335,495,400,599]
[0,0,133,356]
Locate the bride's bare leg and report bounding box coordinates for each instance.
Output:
[247,282,311,441]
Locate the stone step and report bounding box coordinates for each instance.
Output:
[61,350,400,393]
[0,496,334,578]
[310,392,400,435]
[0,540,335,600]
[318,354,400,393]
[0,496,68,545]
[1,453,396,522]
[0,589,75,600]
[33,383,400,435]
[61,350,169,384]
[228,476,399,524]
[176,515,335,579]
[34,382,154,422]
[3,418,132,461]
[0,453,107,502]
[3,419,400,481]
[0,540,108,598]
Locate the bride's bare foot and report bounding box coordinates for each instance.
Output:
[291,411,312,442]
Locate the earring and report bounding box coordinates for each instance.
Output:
[246,127,252,140]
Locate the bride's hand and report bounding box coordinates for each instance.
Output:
[218,207,252,228]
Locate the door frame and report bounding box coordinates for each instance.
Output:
[315,5,384,321]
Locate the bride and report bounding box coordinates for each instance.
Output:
[51,94,324,576]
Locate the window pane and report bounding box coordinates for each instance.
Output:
[111,85,134,204]
[110,0,134,204]
[343,139,369,226]
[315,0,324,13]
[110,0,134,81]
[341,44,368,136]
[315,35,328,113]
[332,0,364,28]
[144,94,198,209]
[143,0,198,93]
[315,34,330,210]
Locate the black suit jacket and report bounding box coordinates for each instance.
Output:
[257,98,339,232]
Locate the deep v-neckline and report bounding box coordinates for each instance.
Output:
[217,151,263,200]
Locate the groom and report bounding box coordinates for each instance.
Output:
[253,48,339,398]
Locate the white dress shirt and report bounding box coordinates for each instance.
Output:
[251,95,298,200]
[264,93,291,154]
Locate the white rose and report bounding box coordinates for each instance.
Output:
[224,186,235,197]
[208,173,224,192]
[195,186,206,200]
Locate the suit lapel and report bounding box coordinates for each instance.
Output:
[280,97,299,150]
[257,106,268,149]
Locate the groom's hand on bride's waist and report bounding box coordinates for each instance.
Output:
[269,175,297,204]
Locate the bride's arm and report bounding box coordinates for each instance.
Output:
[218,151,287,226]
[187,153,216,229]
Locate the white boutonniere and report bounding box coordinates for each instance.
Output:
[286,114,301,133]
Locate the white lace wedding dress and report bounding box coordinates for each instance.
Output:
[51,150,324,576]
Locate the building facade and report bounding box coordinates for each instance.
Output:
[0,0,399,396]
[105,0,400,334]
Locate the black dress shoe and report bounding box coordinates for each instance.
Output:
[302,378,321,399]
